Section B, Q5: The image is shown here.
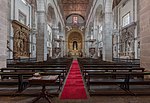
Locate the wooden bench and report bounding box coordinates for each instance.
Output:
[86,71,150,95]
[78,58,140,68]
[7,58,37,64]
[1,67,68,79]
[0,71,63,93]
[113,58,140,65]
[7,58,73,69]
[81,67,145,82]
[0,58,73,95]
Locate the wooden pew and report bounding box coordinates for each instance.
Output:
[7,60,73,73]
[113,58,140,65]
[81,67,145,81]
[7,57,73,69]
[0,58,73,95]
[86,71,150,95]
[79,58,140,71]
[0,71,62,93]
[1,67,68,81]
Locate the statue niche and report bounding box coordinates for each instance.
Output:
[12,20,30,59]
[119,22,136,59]
[73,41,78,50]
[68,32,83,57]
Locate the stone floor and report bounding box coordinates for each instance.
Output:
[0,84,150,103]
[0,96,150,103]
[0,80,150,103]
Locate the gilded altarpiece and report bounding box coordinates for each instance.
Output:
[119,22,136,59]
[68,32,82,56]
[12,20,30,59]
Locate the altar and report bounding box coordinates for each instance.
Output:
[71,50,79,56]
[67,31,83,58]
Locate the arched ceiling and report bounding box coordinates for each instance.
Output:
[59,0,93,20]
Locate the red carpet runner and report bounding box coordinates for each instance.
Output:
[60,60,88,99]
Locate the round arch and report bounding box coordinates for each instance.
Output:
[66,29,84,57]
[47,4,56,26]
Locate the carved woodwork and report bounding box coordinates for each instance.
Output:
[119,22,136,58]
[12,20,30,59]
[68,32,82,56]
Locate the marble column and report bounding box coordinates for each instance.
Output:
[0,0,8,68]
[36,0,47,61]
[102,0,113,61]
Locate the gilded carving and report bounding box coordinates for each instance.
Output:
[68,32,82,56]
[119,22,136,58]
[12,20,30,59]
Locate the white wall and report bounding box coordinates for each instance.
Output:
[11,0,32,27]
[118,0,134,27]
[0,0,8,68]
[47,24,53,57]
[8,0,33,59]
[113,0,138,59]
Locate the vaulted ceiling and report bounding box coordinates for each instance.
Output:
[59,0,93,20]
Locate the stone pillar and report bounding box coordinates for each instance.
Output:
[52,27,59,58]
[103,0,113,61]
[36,0,47,61]
[0,0,8,68]
[139,0,150,71]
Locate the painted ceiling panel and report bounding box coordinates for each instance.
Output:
[59,0,92,20]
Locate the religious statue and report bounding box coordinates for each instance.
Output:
[73,41,78,50]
